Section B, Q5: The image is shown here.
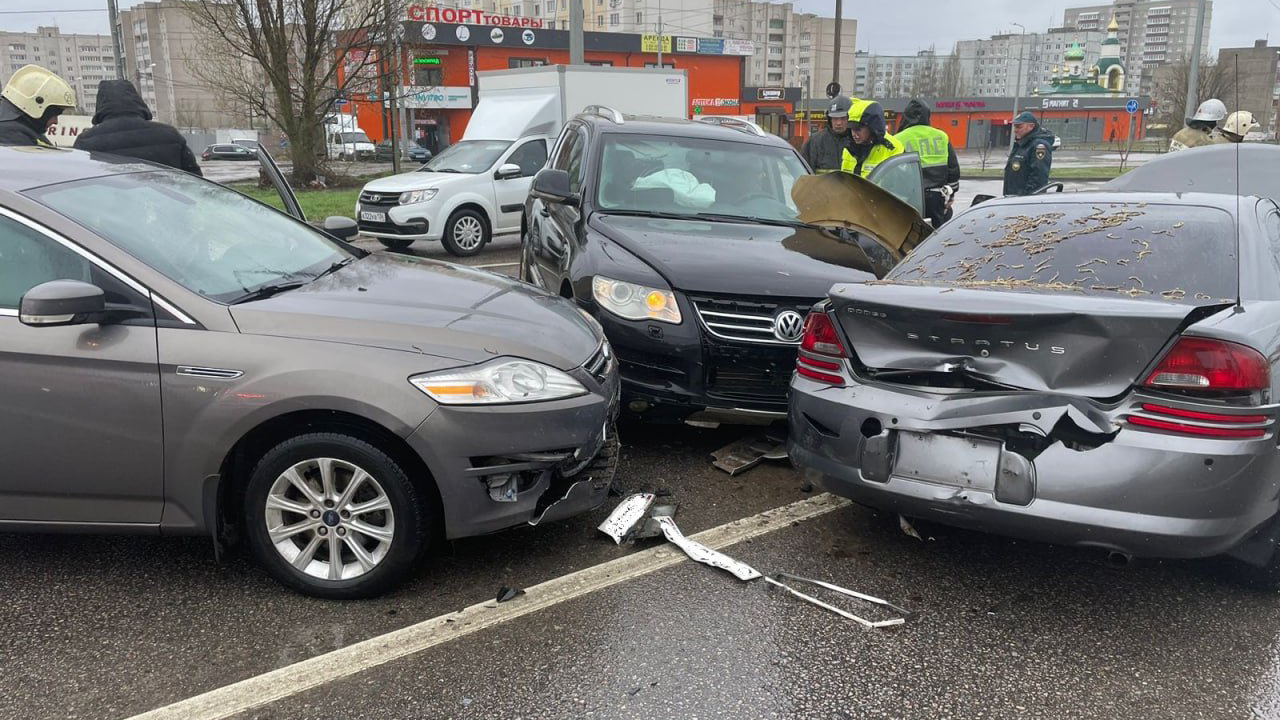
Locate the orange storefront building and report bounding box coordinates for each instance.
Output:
[341,19,801,153]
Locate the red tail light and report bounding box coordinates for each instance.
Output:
[1142,337,1269,392]
[796,312,847,385]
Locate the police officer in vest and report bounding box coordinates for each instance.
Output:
[801,95,854,171]
[897,99,961,227]
[839,99,904,178]
[1002,111,1055,197]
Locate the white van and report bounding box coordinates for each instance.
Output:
[356,65,687,256]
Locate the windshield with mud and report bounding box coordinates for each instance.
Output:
[887,202,1237,304]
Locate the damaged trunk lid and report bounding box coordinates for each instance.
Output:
[830,200,1238,398]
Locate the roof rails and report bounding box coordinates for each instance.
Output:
[695,115,767,137]
[582,105,625,124]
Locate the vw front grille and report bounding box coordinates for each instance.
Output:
[690,295,819,345]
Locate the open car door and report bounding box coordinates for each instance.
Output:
[254,147,359,241]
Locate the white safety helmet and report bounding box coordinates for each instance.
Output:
[1,64,76,120]
[1222,110,1260,138]
[1190,98,1227,123]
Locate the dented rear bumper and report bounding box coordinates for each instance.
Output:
[788,375,1280,559]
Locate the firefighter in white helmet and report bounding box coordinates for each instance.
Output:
[1216,110,1260,143]
[1168,98,1227,152]
[0,64,77,147]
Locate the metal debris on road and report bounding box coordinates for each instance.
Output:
[899,515,925,541]
[597,493,656,544]
[655,515,762,582]
[763,572,911,629]
[496,586,526,603]
[711,434,789,476]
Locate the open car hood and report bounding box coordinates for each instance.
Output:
[791,172,932,262]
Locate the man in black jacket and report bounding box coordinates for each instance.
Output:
[74,80,202,175]
[1002,111,1054,196]
[800,95,853,171]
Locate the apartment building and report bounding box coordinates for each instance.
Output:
[955,27,1104,98]
[1063,0,1211,93]
[0,26,116,117]
[1218,39,1280,138]
[853,50,938,97]
[713,0,855,92]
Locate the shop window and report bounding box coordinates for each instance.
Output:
[414,66,443,86]
[510,58,548,68]
[587,60,613,66]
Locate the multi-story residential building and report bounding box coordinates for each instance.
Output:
[1063,0,1211,94]
[956,27,1104,98]
[116,1,247,129]
[1218,39,1280,138]
[853,50,938,97]
[0,26,116,117]
[713,0,855,92]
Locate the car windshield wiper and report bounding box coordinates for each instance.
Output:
[432,168,462,173]
[691,212,815,229]
[229,280,307,305]
[310,256,355,282]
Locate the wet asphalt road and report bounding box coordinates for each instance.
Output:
[6,213,1280,720]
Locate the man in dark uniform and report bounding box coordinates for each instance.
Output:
[0,64,77,147]
[74,80,203,175]
[800,95,853,172]
[1002,111,1055,196]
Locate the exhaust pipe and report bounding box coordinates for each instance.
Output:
[1106,551,1134,568]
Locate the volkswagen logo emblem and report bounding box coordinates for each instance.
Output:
[773,310,805,343]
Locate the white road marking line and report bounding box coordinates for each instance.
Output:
[123,493,851,720]
[472,261,520,269]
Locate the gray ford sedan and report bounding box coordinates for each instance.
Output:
[0,146,618,599]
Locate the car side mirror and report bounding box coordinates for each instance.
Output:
[322,216,359,240]
[20,280,105,327]
[531,168,579,206]
[495,163,523,180]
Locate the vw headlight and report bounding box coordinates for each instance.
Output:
[410,358,586,405]
[399,188,438,204]
[592,276,682,324]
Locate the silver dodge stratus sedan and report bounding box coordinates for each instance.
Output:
[0,147,618,599]
[789,189,1280,584]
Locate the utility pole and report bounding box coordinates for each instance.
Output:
[107,0,125,81]
[1184,0,1208,121]
[832,0,842,86]
[1009,23,1025,150]
[385,0,400,174]
[569,0,584,64]
[656,0,664,67]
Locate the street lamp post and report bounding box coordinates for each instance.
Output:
[1009,22,1026,150]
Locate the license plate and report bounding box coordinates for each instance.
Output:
[894,432,999,491]
[359,211,386,222]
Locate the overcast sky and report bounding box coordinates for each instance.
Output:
[1,0,1268,53]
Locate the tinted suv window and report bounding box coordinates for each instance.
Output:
[551,126,585,193]
[888,201,1237,304]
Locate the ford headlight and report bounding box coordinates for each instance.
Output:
[399,188,438,204]
[409,358,586,405]
[592,276,682,324]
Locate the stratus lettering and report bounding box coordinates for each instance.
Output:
[905,333,1065,355]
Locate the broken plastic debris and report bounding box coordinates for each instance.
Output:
[496,586,525,603]
[711,435,789,476]
[899,515,924,541]
[597,492,655,544]
[655,516,762,581]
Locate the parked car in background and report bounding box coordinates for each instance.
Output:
[202,143,255,161]
[0,146,619,598]
[232,138,261,151]
[522,109,930,426]
[789,187,1280,584]
[407,144,432,163]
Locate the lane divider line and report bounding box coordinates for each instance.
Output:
[122,493,851,720]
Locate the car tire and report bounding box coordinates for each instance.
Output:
[442,209,489,257]
[378,237,415,251]
[243,432,430,599]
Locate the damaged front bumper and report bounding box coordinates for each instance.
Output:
[789,375,1280,559]
[407,365,620,539]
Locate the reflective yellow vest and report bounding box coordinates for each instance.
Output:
[839,132,905,178]
[894,124,950,170]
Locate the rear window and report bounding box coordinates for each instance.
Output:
[887,201,1237,304]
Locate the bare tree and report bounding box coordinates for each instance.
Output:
[185,0,404,184]
[1150,55,1237,142]
[908,47,938,98]
[937,47,965,98]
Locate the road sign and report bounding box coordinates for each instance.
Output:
[825,82,841,99]
[1126,98,1139,114]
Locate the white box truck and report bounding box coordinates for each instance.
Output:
[45,114,93,148]
[356,65,687,256]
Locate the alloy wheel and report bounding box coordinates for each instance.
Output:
[263,457,395,581]
[452,215,484,251]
